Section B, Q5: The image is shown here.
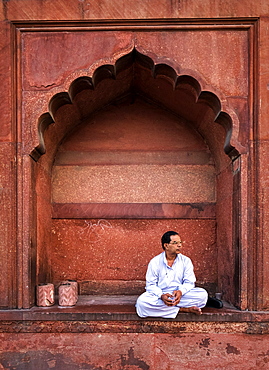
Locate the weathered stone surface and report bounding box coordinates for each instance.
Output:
[0,329,269,369]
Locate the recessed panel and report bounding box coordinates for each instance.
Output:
[50,218,217,292]
[52,164,215,203]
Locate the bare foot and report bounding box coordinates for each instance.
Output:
[179,306,202,315]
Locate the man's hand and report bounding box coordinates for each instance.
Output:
[161,293,175,306]
[161,290,182,306]
[172,290,182,305]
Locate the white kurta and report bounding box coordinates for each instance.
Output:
[136,251,208,318]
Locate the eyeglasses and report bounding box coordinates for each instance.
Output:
[169,241,183,245]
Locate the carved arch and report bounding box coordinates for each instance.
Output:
[30,48,242,162]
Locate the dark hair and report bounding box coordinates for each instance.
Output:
[161,231,179,250]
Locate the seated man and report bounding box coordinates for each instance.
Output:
[136,231,208,318]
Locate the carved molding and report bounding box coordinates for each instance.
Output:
[0,318,269,334]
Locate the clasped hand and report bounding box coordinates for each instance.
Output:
[161,290,182,306]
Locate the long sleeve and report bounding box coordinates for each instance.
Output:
[176,256,195,295]
[145,258,163,298]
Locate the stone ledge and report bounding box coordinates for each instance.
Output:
[0,318,269,335]
[1,296,269,334]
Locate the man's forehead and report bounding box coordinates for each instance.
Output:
[170,234,181,240]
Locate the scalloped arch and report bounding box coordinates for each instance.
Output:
[30,48,241,161]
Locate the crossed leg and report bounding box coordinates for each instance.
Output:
[177,287,208,316]
[136,287,208,318]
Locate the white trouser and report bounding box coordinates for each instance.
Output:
[136,287,208,318]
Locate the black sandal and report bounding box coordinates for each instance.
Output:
[206,297,223,308]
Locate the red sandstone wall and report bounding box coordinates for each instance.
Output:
[50,219,217,291]
[1,332,269,369]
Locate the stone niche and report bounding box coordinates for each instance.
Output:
[32,49,239,306]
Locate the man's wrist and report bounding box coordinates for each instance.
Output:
[177,289,184,296]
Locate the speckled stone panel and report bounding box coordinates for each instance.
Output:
[52,164,216,203]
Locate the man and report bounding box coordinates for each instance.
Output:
[136,231,208,318]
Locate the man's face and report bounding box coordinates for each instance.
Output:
[164,234,183,255]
